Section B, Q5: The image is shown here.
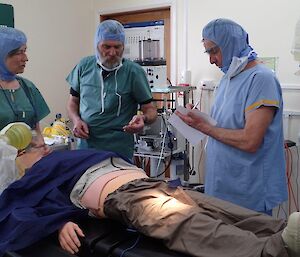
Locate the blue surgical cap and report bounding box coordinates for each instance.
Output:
[202,18,255,73]
[94,20,125,61]
[0,26,27,81]
[95,20,125,44]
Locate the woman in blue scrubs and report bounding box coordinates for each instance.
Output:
[176,18,287,214]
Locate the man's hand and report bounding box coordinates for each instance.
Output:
[185,103,194,110]
[175,110,213,135]
[72,119,89,139]
[58,222,85,254]
[177,106,276,153]
[123,115,145,133]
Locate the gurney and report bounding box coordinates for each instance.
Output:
[4,218,190,257]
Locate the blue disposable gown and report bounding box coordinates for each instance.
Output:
[205,64,288,212]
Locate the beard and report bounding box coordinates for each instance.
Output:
[99,52,123,70]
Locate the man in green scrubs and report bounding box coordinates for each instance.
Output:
[66,20,157,159]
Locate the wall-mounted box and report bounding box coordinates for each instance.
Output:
[0,4,14,28]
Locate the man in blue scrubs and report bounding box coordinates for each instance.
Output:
[176,18,287,214]
[66,20,157,159]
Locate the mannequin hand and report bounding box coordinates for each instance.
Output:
[58,222,85,254]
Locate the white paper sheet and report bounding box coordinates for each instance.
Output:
[168,106,217,146]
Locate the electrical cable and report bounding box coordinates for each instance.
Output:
[189,146,196,175]
[289,146,300,211]
[277,144,300,218]
[154,114,174,178]
[198,87,203,112]
[276,204,288,220]
[285,144,300,213]
[154,127,167,177]
[295,146,299,210]
[167,78,173,87]
[285,144,292,214]
[289,148,298,211]
[120,234,141,257]
[151,112,168,178]
[288,146,300,211]
[155,155,172,178]
[197,138,208,181]
[191,88,205,177]
[287,146,292,213]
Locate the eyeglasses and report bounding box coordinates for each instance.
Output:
[204,45,220,55]
[7,48,27,57]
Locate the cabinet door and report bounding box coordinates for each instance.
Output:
[0,4,14,27]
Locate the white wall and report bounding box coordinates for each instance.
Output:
[93,0,300,183]
[186,0,300,143]
[183,0,300,181]
[1,0,94,126]
[2,0,299,143]
[93,0,300,142]
[185,0,300,84]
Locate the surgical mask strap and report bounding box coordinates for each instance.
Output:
[98,62,123,117]
[221,50,255,110]
[99,70,105,115]
[225,50,256,80]
[114,67,122,117]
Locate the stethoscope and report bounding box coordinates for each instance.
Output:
[0,79,37,129]
[97,61,123,117]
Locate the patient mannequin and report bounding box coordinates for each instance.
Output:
[15,145,51,176]
[2,149,300,257]
[0,134,50,194]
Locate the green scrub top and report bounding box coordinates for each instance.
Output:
[66,56,153,159]
[0,76,50,130]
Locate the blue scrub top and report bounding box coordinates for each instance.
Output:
[205,64,288,212]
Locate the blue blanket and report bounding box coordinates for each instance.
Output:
[0,149,126,256]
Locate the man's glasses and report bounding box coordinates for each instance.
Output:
[204,45,220,55]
